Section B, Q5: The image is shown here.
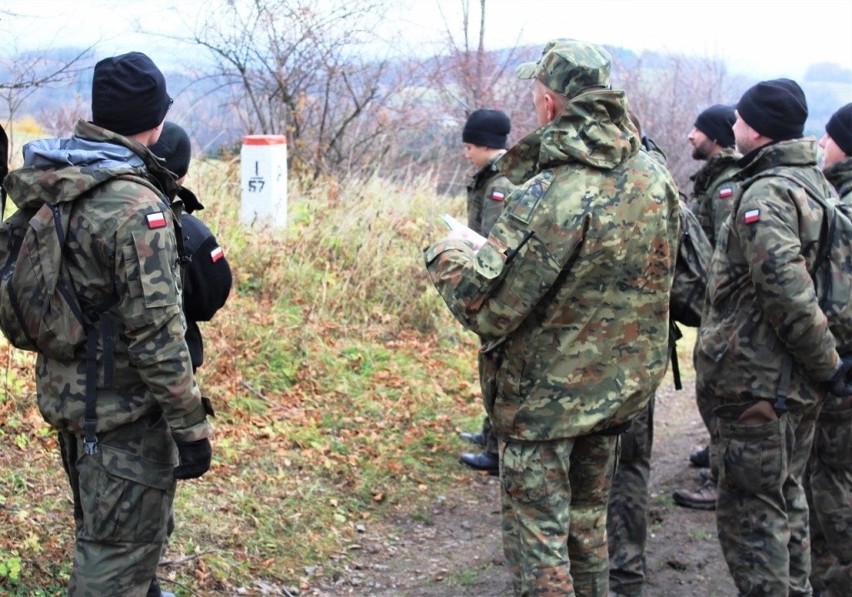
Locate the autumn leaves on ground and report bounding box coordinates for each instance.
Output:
[0,160,488,595]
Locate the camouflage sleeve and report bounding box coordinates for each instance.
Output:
[738,180,838,381]
[425,172,580,340]
[479,177,512,236]
[116,195,211,442]
[707,178,740,247]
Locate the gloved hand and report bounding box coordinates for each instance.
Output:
[174,438,212,479]
[825,356,852,397]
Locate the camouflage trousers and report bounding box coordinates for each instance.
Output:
[695,386,719,479]
[715,401,817,597]
[481,415,499,455]
[58,412,178,597]
[608,398,654,596]
[500,433,618,596]
[806,397,852,596]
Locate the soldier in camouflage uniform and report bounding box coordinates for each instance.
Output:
[425,39,679,596]
[3,53,212,597]
[673,104,741,512]
[807,102,852,597]
[457,108,514,474]
[695,79,852,596]
[685,104,741,245]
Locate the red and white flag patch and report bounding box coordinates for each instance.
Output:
[210,246,225,263]
[146,212,167,229]
[490,190,505,202]
[743,209,760,224]
[719,187,733,198]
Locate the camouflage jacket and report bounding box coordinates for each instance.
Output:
[425,89,680,440]
[825,157,852,203]
[466,156,514,236]
[689,148,741,247]
[696,138,839,408]
[3,120,211,443]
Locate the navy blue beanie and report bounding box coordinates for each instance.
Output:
[694,104,736,148]
[463,109,511,149]
[150,122,192,178]
[92,52,172,137]
[736,78,807,141]
[826,103,852,157]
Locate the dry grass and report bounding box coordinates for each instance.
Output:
[0,159,489,594]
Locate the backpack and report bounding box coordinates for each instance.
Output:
[671,201,712,328]
[667,200,713,390]
[0,170,180,360]
[737,168,852,357]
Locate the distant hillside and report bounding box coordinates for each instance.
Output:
[4,45,850,156]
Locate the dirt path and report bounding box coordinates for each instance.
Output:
[311,378,737,596]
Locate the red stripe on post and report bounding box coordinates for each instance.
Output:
[243,135,287,145]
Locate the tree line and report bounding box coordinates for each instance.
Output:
[3,0,849,195]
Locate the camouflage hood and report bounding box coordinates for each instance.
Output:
[499,88,639,185]
[735,137,819,182]
[4,119,178,212]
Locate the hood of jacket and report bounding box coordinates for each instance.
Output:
[4,119,178,211]
[499,87,639,185]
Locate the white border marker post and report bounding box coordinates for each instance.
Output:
[240,135,288,229]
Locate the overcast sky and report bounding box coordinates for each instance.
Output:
[6,0,852,80]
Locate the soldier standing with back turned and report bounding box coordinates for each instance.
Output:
[425,38,679,596]
[3,52,213,597]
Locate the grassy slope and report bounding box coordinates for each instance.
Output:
[0,159,489,594]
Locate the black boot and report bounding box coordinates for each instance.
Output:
[459,452,499,475]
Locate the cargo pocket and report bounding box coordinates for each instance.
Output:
[77,443,176,543]
[501,441,549,506]
[814,402,852,471]
[715,402,785,496]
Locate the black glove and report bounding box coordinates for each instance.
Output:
[174,438,212,480]
[825,356,852,397]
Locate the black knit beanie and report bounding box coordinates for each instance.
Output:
[92,52,172,137]
[694,104,736,148]
[150,122,192,178]
[463,109,511,149]
[736,78,807,141]
[826,103,852,157]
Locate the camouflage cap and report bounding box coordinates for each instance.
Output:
[516,38,611,98]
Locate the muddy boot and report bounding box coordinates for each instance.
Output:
[672,479,717,510]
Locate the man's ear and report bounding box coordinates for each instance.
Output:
[545,91,558,122]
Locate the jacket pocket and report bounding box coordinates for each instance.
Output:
[479,337,506,418]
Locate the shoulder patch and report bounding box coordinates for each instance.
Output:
[489,190,505,202]
[509,170,554,225]
[718,187,733,199]
[210,246,225,263]
[743,208,760,224]
[146,211,168,229]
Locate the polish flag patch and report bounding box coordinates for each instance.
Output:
[210,246,225,263]
[490,191,505,202]
[743,209,760,224]
[719,187,733,198]
[146,212,167,229]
